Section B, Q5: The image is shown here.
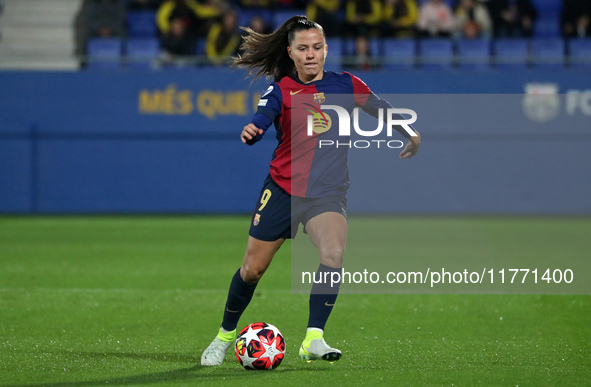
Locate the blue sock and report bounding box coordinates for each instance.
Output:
[307,264,341,330]
[221,268,258,331]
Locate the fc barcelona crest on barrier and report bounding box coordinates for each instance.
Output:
[522,83,560,123]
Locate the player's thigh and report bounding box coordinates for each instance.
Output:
[305,211,348,268]
[241,236,285,283]
[249,175,292,242]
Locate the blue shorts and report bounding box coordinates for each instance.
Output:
[248,175,347,242]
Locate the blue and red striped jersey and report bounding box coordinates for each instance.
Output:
[248,70,409,198]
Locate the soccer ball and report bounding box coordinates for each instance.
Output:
[235,322,286,370]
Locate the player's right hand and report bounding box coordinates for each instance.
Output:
[241,123,263,143]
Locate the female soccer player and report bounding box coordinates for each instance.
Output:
[201,15,421,366]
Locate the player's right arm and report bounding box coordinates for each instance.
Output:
[241,83,283,146]
[241,124,264,144]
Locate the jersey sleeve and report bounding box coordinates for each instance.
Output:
[349,73,417,139]
[348,72,373,107]
[246,83,283,145]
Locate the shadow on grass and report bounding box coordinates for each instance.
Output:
[4,351,332,387]
[59,350,198,364]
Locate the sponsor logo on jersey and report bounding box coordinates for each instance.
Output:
[304,105,332,134]
[290,89,304,95]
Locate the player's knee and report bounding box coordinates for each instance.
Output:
[318,244,345,268]
[240,257,267,283]
[240,265,265,283]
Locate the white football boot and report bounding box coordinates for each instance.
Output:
[299,330,342,362]
[200,329,236,366]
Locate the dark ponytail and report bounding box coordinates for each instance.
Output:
[232,15,325,82]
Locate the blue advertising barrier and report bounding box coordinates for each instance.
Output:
[0,68,590,214]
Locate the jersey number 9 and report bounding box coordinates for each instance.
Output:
[258,189,272,211]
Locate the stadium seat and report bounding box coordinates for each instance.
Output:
[126,38,160,69]
[417,0,454,7]
[493,39,529,69]
[272,10,299,30]
[194,38,206,55]
[342,38,380,55]
[369,38,382,58]
[342,38,355,57]
[126,10,157,38]
[535,12,561,38]
[237,8,273,29]
[531,0,561,13]
[340,37,381,70]
[326,38,343,55]
[418,39,454,70]
[530,38,564,69]
[383,38,416,70]
[568,39,591,68]
[325,37,344,71]
[456,39,491,70]
[194,38,206,65]
[86,38,122,70]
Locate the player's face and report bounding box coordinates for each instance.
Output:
[287,28,327,83]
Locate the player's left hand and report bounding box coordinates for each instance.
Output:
[400,130,421,159]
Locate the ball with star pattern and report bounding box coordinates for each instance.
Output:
[235,322,285,370]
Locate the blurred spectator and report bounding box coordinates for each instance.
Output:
[488,0,537,38]
[307,0,341,36]
[206,10,241,65]
[85,0,126,38]
[157,0,221,39]
[350,36,373,70]
[248,14,272,34]
[561,0,591,38]
[74,0,126,60]
[127,0,162,11]
[160,15,196,61]
[417,0,455,37]
[345,0,383,37]
[455,0,493,39]
[382,0,419,38]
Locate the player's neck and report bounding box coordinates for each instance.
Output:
[297,71,324,84]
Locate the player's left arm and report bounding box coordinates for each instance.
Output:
[399,129,420,159]
[349,73,421,158]
[366,92,421,159]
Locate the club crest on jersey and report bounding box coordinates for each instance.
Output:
[253,213,261,226]
[313,93,326,104]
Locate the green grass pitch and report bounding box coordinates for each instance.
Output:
[0,216,590,386]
